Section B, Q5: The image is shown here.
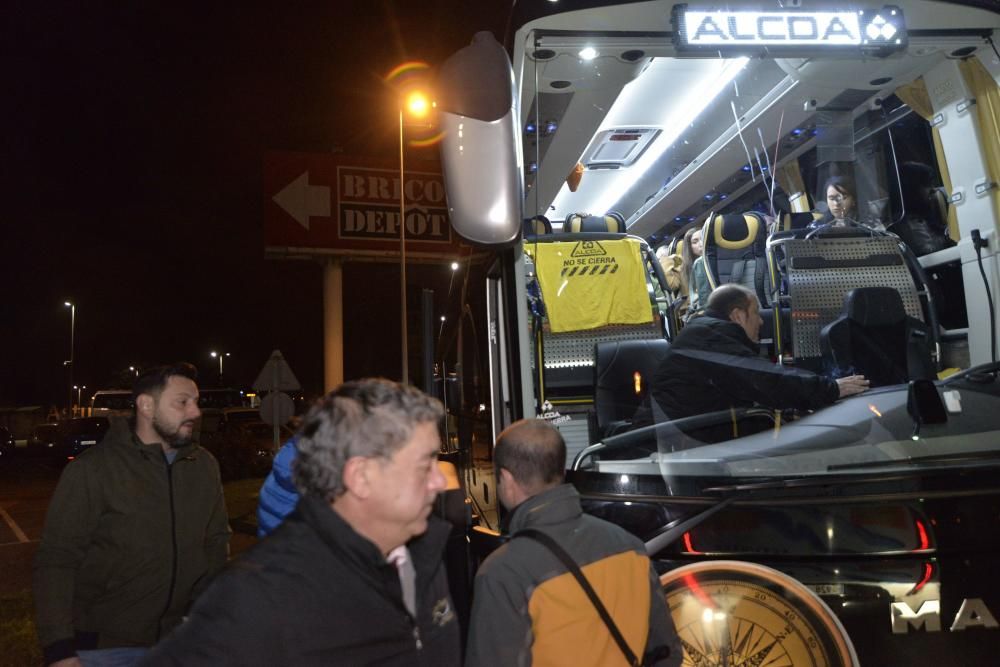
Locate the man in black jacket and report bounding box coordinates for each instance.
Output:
[142,378,460,666]
[652,285,869,424]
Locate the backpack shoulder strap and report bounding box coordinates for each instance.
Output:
[516,528,640,667]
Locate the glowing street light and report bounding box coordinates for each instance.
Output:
[73,385,86,409]
[397,85,434,385]
[210,351,230,383]
[129,366,138,377]
[405,91,431,118]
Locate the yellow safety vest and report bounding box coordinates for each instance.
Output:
[530,238,653,333]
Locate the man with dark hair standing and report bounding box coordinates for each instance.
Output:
[142,378,460,666]
[652,284,869,423]
[465,419,680,667]
[34,363,230,667]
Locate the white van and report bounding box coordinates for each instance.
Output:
[90,390,134,417]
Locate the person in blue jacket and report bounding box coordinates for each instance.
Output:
[256,436,299,537]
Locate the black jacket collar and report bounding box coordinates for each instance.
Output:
[297,495,450,579]
[686,312,759,355]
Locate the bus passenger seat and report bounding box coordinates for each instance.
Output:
[703,212,769,303]
[564,211,625,233]
[523,215,553,237]
[593,339,670,439]
[703,212,776,343]
[819,287,935,387]
[782,211,823,231]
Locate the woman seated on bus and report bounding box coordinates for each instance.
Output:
[658,226,705,319]
[808,175,889,233]
[808,175,858,228]
[689,237,710,315]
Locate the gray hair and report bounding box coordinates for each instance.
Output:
[292,378,444,501]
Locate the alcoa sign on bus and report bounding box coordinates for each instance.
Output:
[674,4,907,55]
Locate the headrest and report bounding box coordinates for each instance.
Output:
[784,211,822,230]
[708,212,761,250]
[844,287,906,326]
[565,212,624,233]
[928,187,948,222]
[523,215,552,236]
[596,339,670,383]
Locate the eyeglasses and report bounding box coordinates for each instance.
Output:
[827,194,851,204]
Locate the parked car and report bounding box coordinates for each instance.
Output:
[197,388,249,436]
[25,423,61,457]
[90,390,134,417]
[0,426,15,461]
[53,417,111,463]
[203,420,291,481]
[216,407,264,432]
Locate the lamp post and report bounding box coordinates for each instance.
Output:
[64,301,75,412]
[398,89,431,385]
[74,385,86,410]
[210,351,230,385]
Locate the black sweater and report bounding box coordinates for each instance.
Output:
[652,314,839,420]
[142,496,461,666]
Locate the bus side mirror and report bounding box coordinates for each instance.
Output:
[436,31,522,246]
[907,379,947,427]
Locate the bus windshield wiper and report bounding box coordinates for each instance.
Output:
[643,496,738,556]
[643,467,934,555]
[573,407,760,470]
[635,451,1000,555]
[827,450,1000,472]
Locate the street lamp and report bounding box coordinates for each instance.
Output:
[210,351,230,384]
[73,385,86,410]
[398,88,432,385]
[129,366,138,377]
[64,301,75,411]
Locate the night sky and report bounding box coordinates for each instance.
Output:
[3,2,509,407]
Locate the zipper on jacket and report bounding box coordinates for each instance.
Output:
[156,456,179,640]
[413,625,422,650]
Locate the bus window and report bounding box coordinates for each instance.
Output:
[438,1,999,451]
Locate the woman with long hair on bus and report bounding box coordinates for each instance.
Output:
[658,226,705,320]
[687,226,712,316]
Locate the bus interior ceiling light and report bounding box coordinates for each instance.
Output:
[579,46,598,60]
[578,57,748,218]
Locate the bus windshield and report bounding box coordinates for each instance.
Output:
[458,0,1000,488]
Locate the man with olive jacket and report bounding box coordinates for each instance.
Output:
[34,363,230,667]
